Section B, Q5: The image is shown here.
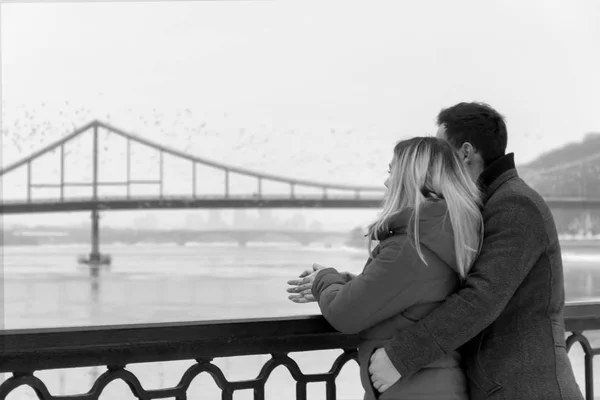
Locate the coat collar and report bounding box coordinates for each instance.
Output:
[478,153,519,201]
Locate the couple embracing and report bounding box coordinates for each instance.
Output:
[287,102,583,400]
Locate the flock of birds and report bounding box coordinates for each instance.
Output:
[1,102,387,192]
[5,101,596,197]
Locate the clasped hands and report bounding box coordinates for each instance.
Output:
[286,263,402,392]
[286,263,326,303]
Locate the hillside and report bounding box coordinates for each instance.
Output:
[520,133,600,199]
[518,133,600,235]
[522,132,600,171]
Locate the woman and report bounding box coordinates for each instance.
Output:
[288,137,483,399]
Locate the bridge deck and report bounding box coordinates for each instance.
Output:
[2,195,600,214]
[0,195,385,214]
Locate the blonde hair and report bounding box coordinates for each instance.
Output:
[367,137,483,279]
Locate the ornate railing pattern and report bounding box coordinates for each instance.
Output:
[0,353,357,400]
[1,302,599,400]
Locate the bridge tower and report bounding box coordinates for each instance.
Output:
[88,122,107,276]
[89,208,101,275]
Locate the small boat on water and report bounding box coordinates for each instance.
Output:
[77,254,112,266]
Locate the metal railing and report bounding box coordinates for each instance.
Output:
[1,302,599,400]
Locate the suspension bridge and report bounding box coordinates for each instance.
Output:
[1,120,599,267]
[0,120,386,214]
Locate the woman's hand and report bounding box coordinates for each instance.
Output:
[286,263,329,303]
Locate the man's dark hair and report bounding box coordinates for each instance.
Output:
[437,102,507,165]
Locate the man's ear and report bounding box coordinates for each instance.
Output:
[461,142,476,164]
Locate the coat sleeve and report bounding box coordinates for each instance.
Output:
[338,272,357,282]
[383,194,548,376]
[312,238,428,335]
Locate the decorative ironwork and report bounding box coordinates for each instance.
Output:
[0,303,598,400]
[564,301,600,400]
[567,332,600,400]
[0,352,357,400]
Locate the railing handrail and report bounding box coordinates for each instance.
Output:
[3,301,598,336]
[0,315,359,373]
[1,302,599,374]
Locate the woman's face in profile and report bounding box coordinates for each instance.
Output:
[384,161,392,188]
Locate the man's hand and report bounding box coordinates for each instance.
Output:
[286,263,328,303]
[369,348,401,393]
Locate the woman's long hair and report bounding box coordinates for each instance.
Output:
[367,137,483,279]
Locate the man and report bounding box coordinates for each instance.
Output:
[367,102,583,399]
[288,102,583,400]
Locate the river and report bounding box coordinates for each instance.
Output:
[3,241,599,399]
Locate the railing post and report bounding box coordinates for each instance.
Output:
[355,190,360,200]
[296,382,307,400]
[567,331,596,400]
[290,183,295,199]
[325,380,336,400]
[584,351,594,400]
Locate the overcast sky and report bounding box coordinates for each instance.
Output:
[2,0,599,229]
